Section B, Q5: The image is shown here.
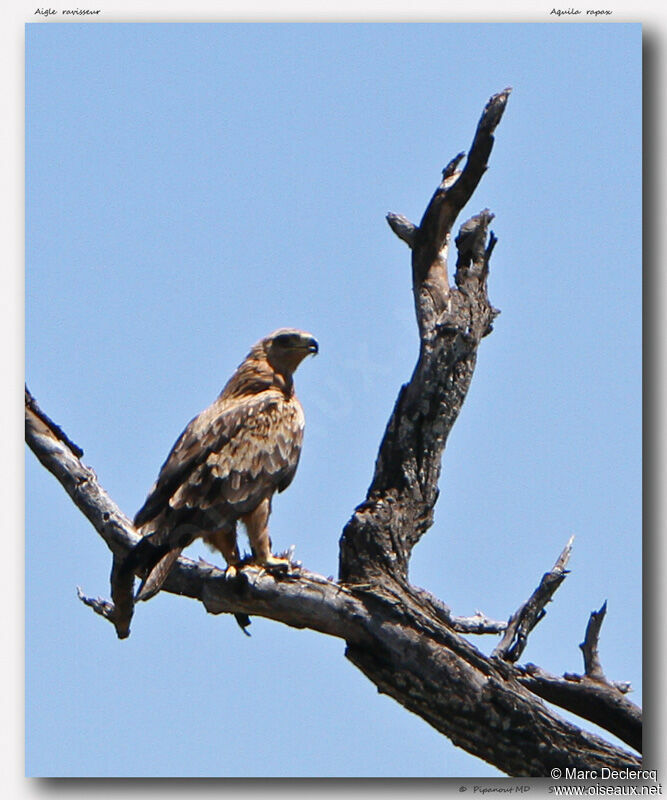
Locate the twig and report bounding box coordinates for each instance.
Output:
[77,587,116,622]
[25,385,83,457]
[580,601,608,681]
[451,611,507,635]
[412,586,506,634]
[386,213,417,248]
[493,536,574,663]
[564,601,631,694]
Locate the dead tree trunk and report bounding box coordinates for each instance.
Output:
[25,89,642,776]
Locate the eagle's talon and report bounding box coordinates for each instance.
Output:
[260,556,291,573]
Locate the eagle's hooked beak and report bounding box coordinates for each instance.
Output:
[306,337,319,355]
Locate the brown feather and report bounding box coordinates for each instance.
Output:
[120,329,316,620]
[135,547,184,602]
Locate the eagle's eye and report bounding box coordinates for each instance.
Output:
[273,334,295,348]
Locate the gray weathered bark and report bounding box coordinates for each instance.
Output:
[26,89,642,776]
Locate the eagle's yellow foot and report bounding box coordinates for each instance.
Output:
[224,564,239,580]
[259,555,290,572]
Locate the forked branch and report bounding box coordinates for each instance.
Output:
[515,600,640,753]
[340,88,509,586]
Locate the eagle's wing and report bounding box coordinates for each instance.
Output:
[133,415,208,528]
[134,390,304,544]
[133,401,225,529]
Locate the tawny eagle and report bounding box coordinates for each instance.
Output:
[116,329,317,629]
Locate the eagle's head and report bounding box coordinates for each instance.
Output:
[263,328,319,377]
[224,329,318,400]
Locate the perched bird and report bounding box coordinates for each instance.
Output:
[112,329,317,636]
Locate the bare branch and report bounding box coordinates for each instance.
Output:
[450,612,506,635]
[25,387,140,558]
[493,556,641,752]
[77,587,117,623]
[580,601,609,681]
[455,209,495,276]
[414,87,511,289]
[25,386,83,457]
[386,213,417,248]
[517,663,642,753]
[493,536,574,663]
[340,91,511,590]
[442,152,465,181]
[411,586,506,635]
[573,604,632,694]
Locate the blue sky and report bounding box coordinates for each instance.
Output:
[25,23,641,777]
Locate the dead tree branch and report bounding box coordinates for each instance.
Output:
[339,89,510,589]
[25,387,140,559]
[517,664,641,755]
[515,600,641,753]
[493,536,574,663]
[26,90,642,775]
[25,382,642,773]
[580,601,610,681]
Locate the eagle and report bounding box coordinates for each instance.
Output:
[112,328,317,637]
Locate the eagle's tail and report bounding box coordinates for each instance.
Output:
[135,547,184,602]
